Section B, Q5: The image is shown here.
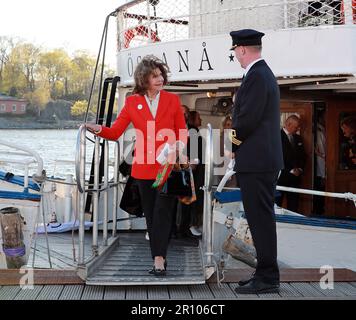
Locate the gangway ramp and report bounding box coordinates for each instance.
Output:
[84,233,206,286]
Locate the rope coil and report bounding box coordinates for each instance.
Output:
[3,245,26,257]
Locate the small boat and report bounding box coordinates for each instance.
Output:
[0,139,42,269]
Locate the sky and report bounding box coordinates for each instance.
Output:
[0,0,126,68]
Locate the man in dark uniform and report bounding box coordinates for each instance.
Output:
[276,115,306,212]
[229,29,284,294]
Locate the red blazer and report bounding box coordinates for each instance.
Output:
[98,90,187,180]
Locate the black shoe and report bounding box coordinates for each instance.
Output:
[234,279,280,294]
[238,277,254,286]
[148,266,166,276]
[148,260,167,276]
[238,271,256,286]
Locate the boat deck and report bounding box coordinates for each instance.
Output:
[0,281,356,300]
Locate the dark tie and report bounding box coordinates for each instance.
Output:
[289,134,295,147]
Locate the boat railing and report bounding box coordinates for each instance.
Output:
[0,139,44,188]
[276,185,356,204]
[75,124,120,268]
[116,0,356,50]
[202,123,215,278]
[215,185,356,208]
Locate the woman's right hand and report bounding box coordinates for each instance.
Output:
[85,123,102,134]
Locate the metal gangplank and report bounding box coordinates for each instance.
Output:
[74,124,216,285]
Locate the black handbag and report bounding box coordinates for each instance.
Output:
[161,168,193,197]
[119,140,135,177]
[119,160,131,177]
[119,176,143,217]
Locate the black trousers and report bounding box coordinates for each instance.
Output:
[176,164,205,234]
[276,172,301,212]
[237,171,280,283]
[136,179,176,259]
[313,176,325,215]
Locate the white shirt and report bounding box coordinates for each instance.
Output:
[144,91,160,118]
[243,58,263,77]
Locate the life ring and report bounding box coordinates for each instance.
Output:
[124,25,160,48]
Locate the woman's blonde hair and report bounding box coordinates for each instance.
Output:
[132,55,169,95]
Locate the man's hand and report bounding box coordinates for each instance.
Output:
[291,168,303,176]
[178,153,189,166]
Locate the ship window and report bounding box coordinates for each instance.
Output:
[339,112,356,170]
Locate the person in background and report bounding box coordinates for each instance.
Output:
[314,109,326,215]
[217,115,236,187]
[181,104,190,125]
[229,28,284,294]
[340,115,356,170]
[186,111,204,237]
[276,115,306,212]
[86,55,187,276]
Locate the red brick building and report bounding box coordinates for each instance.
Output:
[0,94,27,115]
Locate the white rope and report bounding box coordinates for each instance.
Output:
[215,170,356,207]
[276,186,356,207]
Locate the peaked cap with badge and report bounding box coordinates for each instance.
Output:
[229,29,265,50]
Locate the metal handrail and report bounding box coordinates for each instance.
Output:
[202,124,214,274]
[75,124,121,266]
[103,140,109,245]
[204,124,214,192]
[76,125,87,265]
[0,138,44,182]
[117,0,355,50]
[92,134,100,254]
[112,141,120,237]
[75,125,87,194]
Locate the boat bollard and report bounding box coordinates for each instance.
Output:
[0,207,27,268]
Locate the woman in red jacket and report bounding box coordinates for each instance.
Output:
[86,55,187,275]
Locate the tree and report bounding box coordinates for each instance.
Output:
[2,55,26,97]
[1,41,41,96]
[0,36,15,92]
[68,50,97,100]
[39,49,71,99]
[0,38,115,118]
[19,43,41,93]
[24,86,50,116]
[71,100,88,118]
[9,87,18,97]
[53,80,65,98]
